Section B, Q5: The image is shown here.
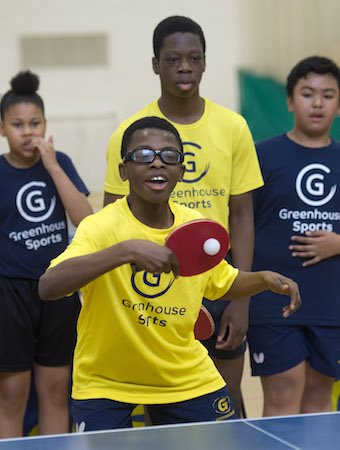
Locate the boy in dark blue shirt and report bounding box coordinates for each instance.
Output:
[248,56,340,416]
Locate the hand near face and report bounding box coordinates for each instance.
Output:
[33,135,59,172]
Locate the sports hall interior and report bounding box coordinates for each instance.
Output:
[1,0,340,418]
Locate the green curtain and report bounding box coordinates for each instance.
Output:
[238,70,340,142]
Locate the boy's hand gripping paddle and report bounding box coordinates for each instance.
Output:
[132,219,228,340]
[165,219,229,276]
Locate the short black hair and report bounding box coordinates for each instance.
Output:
[121,116,183,159]
[153,16,206,59]
[0,70,45,120]
[286,56,340,97]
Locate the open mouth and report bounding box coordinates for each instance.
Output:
[148,176,167,184]
[145,175,169,191]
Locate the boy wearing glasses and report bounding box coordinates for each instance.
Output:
[103,15,264,416]
[39,116,300,431]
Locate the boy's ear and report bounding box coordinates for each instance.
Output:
[119,162,128,181]
[286,96,294,112]
[178,164,186,181]
[152,57,159,75]
[336,101,340,116]
[0,121,5,137]
[202,54,206,73]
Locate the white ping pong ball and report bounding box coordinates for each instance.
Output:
[203,238,221,256]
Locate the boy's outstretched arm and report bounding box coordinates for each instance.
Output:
[34,136,93,226]
[226,270,301,318]
[39,240,179,300]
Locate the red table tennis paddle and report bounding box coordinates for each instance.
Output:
[194,304,215,340]
[165,219,229,276]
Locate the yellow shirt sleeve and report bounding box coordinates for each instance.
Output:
[230,117,263,195]
[204,260,239,300]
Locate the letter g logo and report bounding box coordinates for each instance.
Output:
[16,181,56,222]
[295,164,337,206]
[213,396,232,414]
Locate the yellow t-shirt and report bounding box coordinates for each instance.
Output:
[105,98,264,229]
[49,198,238,404]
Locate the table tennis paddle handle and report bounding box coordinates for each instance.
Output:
[131,263,142,273]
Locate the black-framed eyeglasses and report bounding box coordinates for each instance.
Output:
[124,147,184,165]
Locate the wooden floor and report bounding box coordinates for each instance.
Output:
[241,348,263,418]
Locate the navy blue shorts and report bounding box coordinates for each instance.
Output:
[247,323,340,378]
[200,299,247,360]
[0,275,81,371]
[72,386,236,431]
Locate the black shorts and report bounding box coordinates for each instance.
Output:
[0,275,81,371]
[200,299,247,360]
[72,386,236,431]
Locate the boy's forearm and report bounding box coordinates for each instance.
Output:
[227,271,268,299]
[226,270,301,317]
[228,193,254,271]
[228,193,254,307]
[229,216,253,304]
[39,243,130,300]
[39,239,180,300]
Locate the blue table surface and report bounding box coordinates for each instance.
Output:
[0,411,339,450]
